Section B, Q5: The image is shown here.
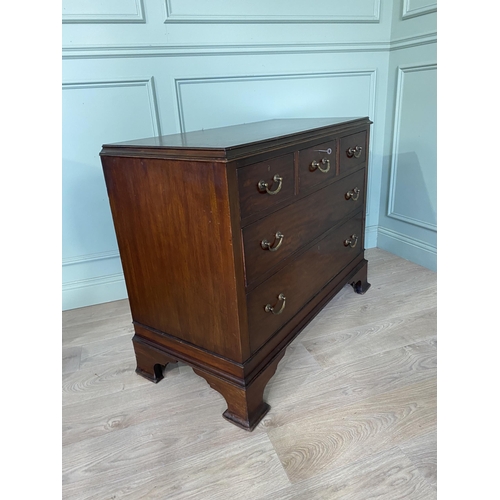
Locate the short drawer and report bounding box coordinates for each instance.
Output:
[339,130,367,172]
[237,154,294,220]
[242,168,366,286]
[298,139,337,191]
[247,211,364,353]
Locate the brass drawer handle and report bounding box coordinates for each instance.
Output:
[345,187,361,201]
[346,146,363,159]
[344,234,358,248]
[264,293,286,315]
[258,174,283,195]
[310,158,331,173]
[261,231,284,252]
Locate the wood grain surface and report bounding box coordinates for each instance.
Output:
[62,248,437,499]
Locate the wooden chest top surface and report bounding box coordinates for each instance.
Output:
[101,117,371,160]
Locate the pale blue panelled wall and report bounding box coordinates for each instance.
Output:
[378,0,437,271]
[62,0,437,310]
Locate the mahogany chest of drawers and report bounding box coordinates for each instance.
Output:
[100,117,371,431]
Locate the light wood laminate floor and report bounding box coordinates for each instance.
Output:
[62,248,437,499]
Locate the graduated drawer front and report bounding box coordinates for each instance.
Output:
[247,211,364,353]
[237,153,294,219]
[340,130,367,172]
[298,138,337,191]
[242,168,365,286]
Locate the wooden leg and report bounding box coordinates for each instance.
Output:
[193,351,285,431]
[350,259,371,295]
[132,335,178,383]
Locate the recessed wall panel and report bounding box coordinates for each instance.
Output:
[388,64,436,230]
[63,0,145,23]
[165,0,380,22]
[62,78,160,286]
[402,0,437,19]
[176,72,374,133]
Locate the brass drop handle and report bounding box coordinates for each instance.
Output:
[345,187,361,201]
[261,231,284,252]
[346,146,363,158]
[264,293,286,315]
[258,174,283,195]
[310,158,331,173]
[344,234,358,248]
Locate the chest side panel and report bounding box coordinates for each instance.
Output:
[102,156,244,362]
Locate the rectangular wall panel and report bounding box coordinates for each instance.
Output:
[387,64,437,231]
[402,0,437,19]
[176,72,375,133]
[62,0,145,23]
[165,0,381,23]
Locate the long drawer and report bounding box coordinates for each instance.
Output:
[247,211,364,353]
[242,168,365,286]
